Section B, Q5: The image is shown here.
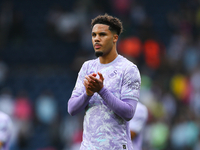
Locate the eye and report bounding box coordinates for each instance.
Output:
[92,33,96,37]
[100,33,106,36]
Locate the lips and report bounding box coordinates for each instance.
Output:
[95,45,101,49]
[94,43,102,49]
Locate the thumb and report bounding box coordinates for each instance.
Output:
[98,72,104,81]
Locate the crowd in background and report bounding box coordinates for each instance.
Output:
[0,0,200,150]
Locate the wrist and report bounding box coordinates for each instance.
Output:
[98,87,106,95]
[86,92,93,96]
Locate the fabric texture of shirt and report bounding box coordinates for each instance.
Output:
[70,55,141,150]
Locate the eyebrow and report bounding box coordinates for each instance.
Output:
[91,31,107,34]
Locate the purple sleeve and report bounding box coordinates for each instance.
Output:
[68,93,92,116]
[99,87,138,121]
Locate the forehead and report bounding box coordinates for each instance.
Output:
[92,24,110,33]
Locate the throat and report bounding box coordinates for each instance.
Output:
[99,54,118,64]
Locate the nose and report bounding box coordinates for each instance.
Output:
[94,35,100,42]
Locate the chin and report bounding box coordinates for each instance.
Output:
[95,51,103,57]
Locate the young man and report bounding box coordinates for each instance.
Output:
[68,14,141,150]
[0,111,12,150]
[129,102,148,150]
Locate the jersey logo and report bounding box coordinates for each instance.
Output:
[128,80,140,90]
[108,70,117,78]
[123,145,126,149]
[124,79,140,90]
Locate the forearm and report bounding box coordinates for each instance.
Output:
[98,87,138,121]
[68,93,92,116]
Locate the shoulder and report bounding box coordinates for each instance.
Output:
[82,58,98,68]
[118,55,139,72]
[118,56,141,83]
[78,59,98,74]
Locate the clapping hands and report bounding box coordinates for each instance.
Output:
[83,72,104,96]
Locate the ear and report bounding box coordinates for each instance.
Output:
[113,34,118,43]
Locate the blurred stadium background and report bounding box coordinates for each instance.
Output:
[0,0,199,149]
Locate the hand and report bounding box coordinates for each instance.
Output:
[84,72,104,95]
[83,73,97,96]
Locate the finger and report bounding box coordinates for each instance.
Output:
[85,75,93,82]
[89,82,96,89]
[84,80,93,90]
[83,82,87,88]
[84,78,96,88]
[83,79,88,87]
[91,73,97,77]
[88,86,94,91]
[98,72,104,81]
[88,75,98,82]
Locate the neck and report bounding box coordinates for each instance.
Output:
[99,48,118,64]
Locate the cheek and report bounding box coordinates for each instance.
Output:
[107,39,114,48]
[105,37,113,46]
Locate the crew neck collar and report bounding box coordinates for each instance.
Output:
[98,55,121,66]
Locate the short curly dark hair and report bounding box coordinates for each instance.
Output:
[91,14,123,36]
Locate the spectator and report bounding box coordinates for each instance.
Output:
[35,89,58,125]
